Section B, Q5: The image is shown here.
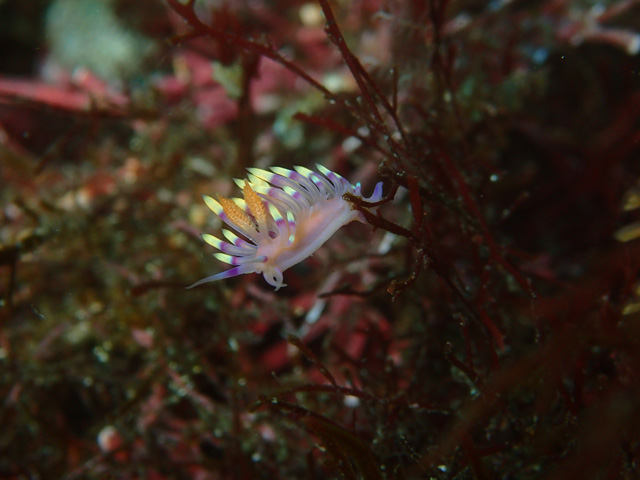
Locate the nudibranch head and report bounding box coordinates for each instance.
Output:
[187,164,384,291]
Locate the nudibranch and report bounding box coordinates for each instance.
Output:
[187,164,384,291]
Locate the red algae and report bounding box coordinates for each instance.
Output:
[1,0,640,478]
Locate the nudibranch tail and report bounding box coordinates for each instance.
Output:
[189,164,384,291]
[186,264,256,289]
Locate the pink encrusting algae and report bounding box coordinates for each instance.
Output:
[188,165,383,290]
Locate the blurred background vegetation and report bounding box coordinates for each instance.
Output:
[1,0,640,478]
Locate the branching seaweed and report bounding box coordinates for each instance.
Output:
[1,0,640,479]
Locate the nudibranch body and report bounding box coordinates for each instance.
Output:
[188,165,383,291]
